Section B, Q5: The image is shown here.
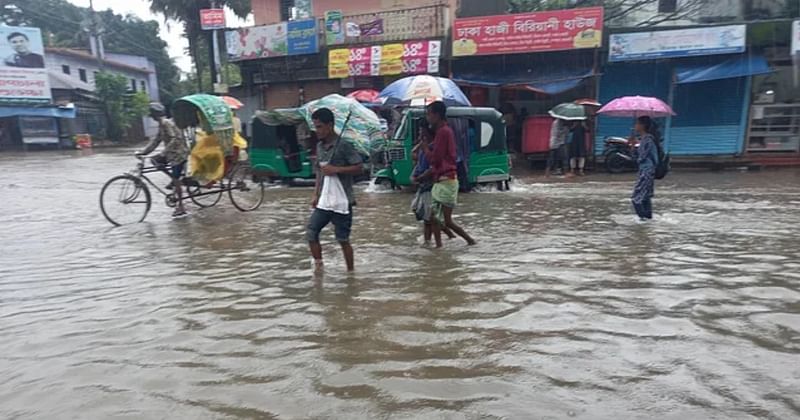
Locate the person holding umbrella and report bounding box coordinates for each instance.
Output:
[420,101,476,248]
[546,117,570,177]
[597,96,675,221]
[631,116,660,221]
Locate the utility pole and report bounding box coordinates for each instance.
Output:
[85,0,105,69]
[209,0,222,93]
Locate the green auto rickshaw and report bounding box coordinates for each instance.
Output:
[374,107,511,190]
[250,108,315,182]
[250,94,384,184]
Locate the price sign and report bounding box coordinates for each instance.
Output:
[328,39,443,78]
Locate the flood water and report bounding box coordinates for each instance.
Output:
[2,149,800,419]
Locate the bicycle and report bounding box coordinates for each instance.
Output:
[99,155,266,226]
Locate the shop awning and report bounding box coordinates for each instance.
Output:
[0,105,77,119]
[675,55,772,84]
[453,67,596,95]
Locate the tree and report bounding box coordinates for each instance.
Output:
[506,0,706,27]
[95,72,150,142]
[0,0,180,104]
[148,0,251,92]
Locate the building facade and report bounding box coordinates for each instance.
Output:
[236,0,452,112]
[44,49,159,140]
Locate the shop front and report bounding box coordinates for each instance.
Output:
[597,24,771,158]
[0,105,77,150]
[744,19,800,157]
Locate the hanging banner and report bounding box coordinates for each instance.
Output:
[452,7,603,57]
[325,10,345,45]
[0,26,50,104]
[226,20,318,61]
[328,40,441,79]
[609,25,746,62]
[359,18,384,36]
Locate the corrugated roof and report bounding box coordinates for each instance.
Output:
[45,48,152,74]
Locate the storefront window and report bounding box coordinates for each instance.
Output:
[748,67,800,153]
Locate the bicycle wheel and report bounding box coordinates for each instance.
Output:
[100,175,152,226]
[188,184,223,208]
[228,164,265,212]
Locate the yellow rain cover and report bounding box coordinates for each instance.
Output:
[189,130,225,183]
[232,130,248,150]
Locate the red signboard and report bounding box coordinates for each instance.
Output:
[200,9,226,30]
[452,7,603,57]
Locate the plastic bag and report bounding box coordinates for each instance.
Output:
[316,174,350,215]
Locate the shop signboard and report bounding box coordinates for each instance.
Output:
[609,25,746,62]
[286,19,318,55]
[0,26,50,105]
[325,10,345,45]
[200,9,226,30]
[452,7,603,57]
[328,40,441,79]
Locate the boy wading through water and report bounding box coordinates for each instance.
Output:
[306,108,364,271]
[411,120,455,244]
[420,101,477,248]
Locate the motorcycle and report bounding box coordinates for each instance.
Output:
[602,136,639,174]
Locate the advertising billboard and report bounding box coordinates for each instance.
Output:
[0,26,51,104]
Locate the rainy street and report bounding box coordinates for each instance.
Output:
[1,149,800,420]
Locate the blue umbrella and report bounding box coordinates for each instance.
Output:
[379,75,471,107]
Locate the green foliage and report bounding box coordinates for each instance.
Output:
[1,0,179,104]
[95,72,149,142]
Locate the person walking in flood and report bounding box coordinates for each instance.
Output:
[546,117,569,177]
[569,120,588,176]
[631,116,660,221]
[307,108,365,271]
[411,119,455,245]
[420,101,476,248]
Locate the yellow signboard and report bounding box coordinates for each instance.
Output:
[328,49,350,65]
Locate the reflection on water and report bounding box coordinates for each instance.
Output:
[1,150,800,419]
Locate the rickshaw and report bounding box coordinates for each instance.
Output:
[249,94,384,183]
[99,94,265,226]
[374,107,511,190]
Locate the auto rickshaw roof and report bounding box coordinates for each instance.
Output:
[405,107,503,121]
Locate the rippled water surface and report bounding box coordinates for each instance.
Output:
[2,149,800,419]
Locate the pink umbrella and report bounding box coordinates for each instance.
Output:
[597,96,676,118]
[221,95,244,110]
[346,89,381,104]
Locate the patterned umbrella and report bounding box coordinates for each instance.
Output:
[549,102,588,121]
[255,94,383,156]
[379,75,471,107]
[597,96,676,118]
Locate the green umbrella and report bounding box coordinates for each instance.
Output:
[549,102,588,121]
[255,94,383,156]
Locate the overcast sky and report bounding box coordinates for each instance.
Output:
[66,0,253,74]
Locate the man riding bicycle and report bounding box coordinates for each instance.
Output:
[136,103,190,217]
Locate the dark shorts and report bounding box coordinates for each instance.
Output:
[306,208,353,243]
[152,155,184,179]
